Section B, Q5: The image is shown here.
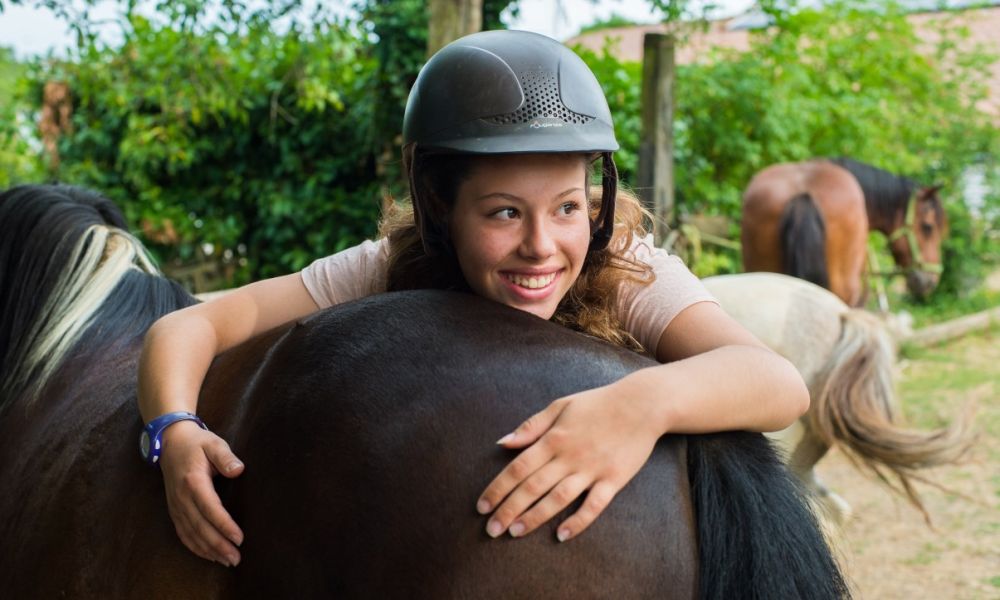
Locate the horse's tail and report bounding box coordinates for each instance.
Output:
[779,192,830,289]
[809,307,974,522]
[688,431,850,600]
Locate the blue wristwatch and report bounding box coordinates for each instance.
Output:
[139,411,208,466]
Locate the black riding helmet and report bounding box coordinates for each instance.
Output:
[402,30,620,256]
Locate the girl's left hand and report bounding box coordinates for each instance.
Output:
[476,382,662,542]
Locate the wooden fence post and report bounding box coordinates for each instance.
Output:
[637,33,676,246]
[427,0,483,57]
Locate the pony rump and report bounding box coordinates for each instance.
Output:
[780,193,830,289]
[0,185,194,413]
[809,307,973,523]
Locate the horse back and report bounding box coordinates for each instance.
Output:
[203,291,698,599]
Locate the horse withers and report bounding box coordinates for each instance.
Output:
[741,158,947,306]
[0,184,848,599]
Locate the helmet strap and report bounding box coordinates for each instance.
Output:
[588,152,617,252]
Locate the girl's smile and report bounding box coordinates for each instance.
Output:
[449,153,590,320]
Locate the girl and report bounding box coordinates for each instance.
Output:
[138,30,808,568]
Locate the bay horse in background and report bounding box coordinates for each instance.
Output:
[0,185,848,599]
[703,273,972,525]
[741,157,947,306]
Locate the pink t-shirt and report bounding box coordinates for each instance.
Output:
[300,235,716,353]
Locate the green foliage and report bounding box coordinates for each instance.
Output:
[580,0,1000,284]
[573,40,642,183]
[23,0,516,286]
[46,6,381,282]
[0,46,42,187]
[675,0,999,221]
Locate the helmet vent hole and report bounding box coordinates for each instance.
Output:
[487,71,594,125]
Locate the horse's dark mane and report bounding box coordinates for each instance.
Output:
[829,157,917,220]
[0,184,196,412]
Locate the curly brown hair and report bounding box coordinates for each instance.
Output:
[379,153,655,351]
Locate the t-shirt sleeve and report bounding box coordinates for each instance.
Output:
[617,234,718,353]
[299,238,389,309]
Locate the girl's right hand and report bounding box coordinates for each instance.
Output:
[159,420,245,566]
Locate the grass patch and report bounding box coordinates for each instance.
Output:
[904,542,943,566]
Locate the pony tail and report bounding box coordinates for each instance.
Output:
[687,431,850,600]
[809,308,974,523]
[780,193,830,289]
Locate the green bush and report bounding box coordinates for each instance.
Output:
[584,0,1000,282]
[0,46,42,187]
[28,0,517,286]
[40,8,380,283]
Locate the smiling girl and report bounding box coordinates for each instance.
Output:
[137,30,808,567]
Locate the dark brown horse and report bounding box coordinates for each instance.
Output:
[0,185,849,599]
[741,157,947,306]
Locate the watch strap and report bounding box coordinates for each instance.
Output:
[140,411,208,466]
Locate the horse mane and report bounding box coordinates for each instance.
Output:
[0,184,196,413]
[829,157,918,221]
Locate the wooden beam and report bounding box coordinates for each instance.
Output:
[637,33,675,246]
[901,305,1000,347]
[427,0,483,57]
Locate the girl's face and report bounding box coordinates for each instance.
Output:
[449,153,590,320]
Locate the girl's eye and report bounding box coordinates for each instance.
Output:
[558,201,581,216]
[492,207,518,220]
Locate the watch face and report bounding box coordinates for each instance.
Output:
[140,431,151,459]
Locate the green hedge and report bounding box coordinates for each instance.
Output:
[578,0,1000,285]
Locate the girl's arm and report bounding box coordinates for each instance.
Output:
[138,273,319,566]
[475,300,808,542]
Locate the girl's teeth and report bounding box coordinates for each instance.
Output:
[508,273,555,289]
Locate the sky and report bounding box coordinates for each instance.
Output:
[0,0,754,59]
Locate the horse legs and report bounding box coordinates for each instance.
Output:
[789,421,853,526]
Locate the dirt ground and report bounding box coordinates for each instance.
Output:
[815,332,1000,599]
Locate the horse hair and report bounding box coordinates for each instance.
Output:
[689,431,850,600]
[0,184,195,412]
[829,157,919,223]
[779,193,830,289]
[810,307,973,524]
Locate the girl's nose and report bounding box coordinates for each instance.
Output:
[519,218,557,260]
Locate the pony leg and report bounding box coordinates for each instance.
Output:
[785,422,853,527]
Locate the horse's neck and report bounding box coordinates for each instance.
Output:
[866,200,905,236]
[863,180,913,237]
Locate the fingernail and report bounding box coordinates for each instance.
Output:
[557,528,571,542]
[225,461,243,473]
[227,554,240,567]
[476,499,491,514]
[486,519,504,538]
[229,533,243,546]
[509,521,525,537]
[495,433,515,445]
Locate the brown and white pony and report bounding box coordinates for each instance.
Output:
[704,273,971,524]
